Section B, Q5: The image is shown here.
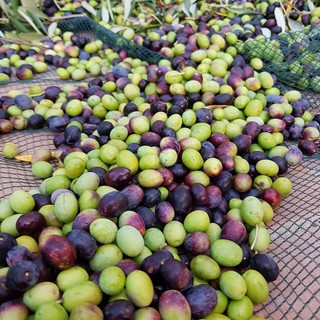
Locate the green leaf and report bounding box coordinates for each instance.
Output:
[10,18,29,33]
[0,0,9,16]
[18,7,42,33]
[5,31,48,43]
[27,9,47,34]
[11,0,19,13]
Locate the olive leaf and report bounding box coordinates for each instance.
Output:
[274,7,286,33]
[20,0,49,19]
[123,0,132,22]
[11,0,19,13]
[181,0,191,17]
[0,0,9,16]
[27,10,48,34]
[307,0,315,10]
[4,31,48,44]
[47,21,57,37]
[261,27,271,38]
[101,5,109,23]
[81,1,97,16]
[106,0,114,21]
[18,7,42,33]
[287,18,303,32]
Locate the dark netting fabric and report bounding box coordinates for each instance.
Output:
[58,16,169,65]
[237,26,320,93]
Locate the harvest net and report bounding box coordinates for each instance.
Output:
[238,25,320,93]
[1,16,320,318]
[0,77,319,319]
[58,16,169,65]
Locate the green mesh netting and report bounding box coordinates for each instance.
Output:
[238,26,320,93]
[58,16,169,65]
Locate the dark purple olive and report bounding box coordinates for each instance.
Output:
[220,220,247,244]
[135,206,158,228]
[291,100,305,117]
[14,94,33,110]
[142,188,161,207]
[160,258,193,292]
[104,167,133,189]
[88,167,107,186]
[116,259,139,276]
[72,209,100,232]
[141,132,161,146]
[47,115,69,131]
[6,246,31,266]
[232,134,251,154]
[66,229,97,260]
[250,253,280,282]
[120,184,144,210]
[123,103,138,116]
[161,127,177,138]
[64,125,81,145]
[16,211,46,235]
[190,183,209,205]
[155,201,175,224]
[32,194,51,210]
[289,124,303,140]
[212,171,233,193]
[27,114,45,129]
[169,186,192,216]
[185,284,217,318]
[103,299,135,320]
[213,93,235,105]
[236,243,253,269]
[282,114,295,127]
[168,164,189,182]
[184,231,210,255]
[44,86,61,102]
[151,120,166,135]
[196,108,213,123]
[210,132,229,147]
[298,139,318,155]
[211,210,226,227]
[248,151,269,164]
[0,233,17,265]
[141,249,174,281]
[97,120,113,136]
[271,156,288,175]
[98,191,129,218]
[151,100,167,114]
[5,260,40,292]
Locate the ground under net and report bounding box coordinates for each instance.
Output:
[0,76,319,319]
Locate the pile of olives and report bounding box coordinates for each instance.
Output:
[0,1,320,319]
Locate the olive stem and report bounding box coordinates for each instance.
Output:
[250,224,259,251]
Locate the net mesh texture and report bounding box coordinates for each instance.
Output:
[0,23,320,320]
[58,17,168,65]
[237,25,320,93]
